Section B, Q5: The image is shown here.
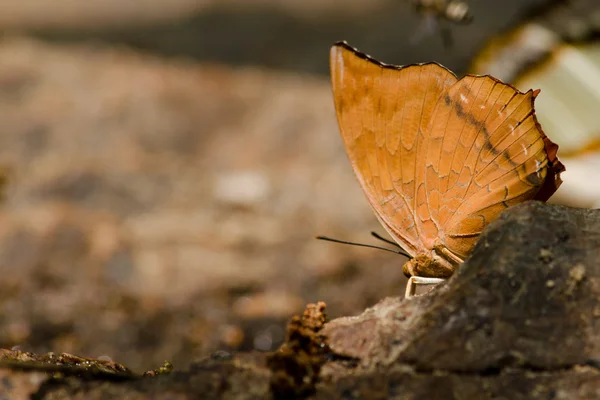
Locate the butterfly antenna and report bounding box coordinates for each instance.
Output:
[315,235,410,258]
[370,231,402,248]
[370,231,412,258]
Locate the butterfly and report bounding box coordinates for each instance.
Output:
[328,42,564,293]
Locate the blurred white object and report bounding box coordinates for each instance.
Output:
[472,23,560,83]
[551,153,600,209]
[515,42,600,208]
[473,23,600,209]
[516,43,600,157]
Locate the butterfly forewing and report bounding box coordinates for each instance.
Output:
[330,42,457,256]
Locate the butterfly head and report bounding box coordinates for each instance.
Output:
[402,246,459,279]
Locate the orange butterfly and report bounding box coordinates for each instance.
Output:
[329,42,564,295]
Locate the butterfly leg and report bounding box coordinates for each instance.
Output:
[434,242,464,266]
[405,276,446,298]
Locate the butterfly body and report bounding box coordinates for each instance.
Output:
[329,42,564,279]
[403,246,456,278]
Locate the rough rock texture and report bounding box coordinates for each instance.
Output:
[316,366,600,400]
[2,202,600,399]
[0,348,272,399]
[319,202,600,398]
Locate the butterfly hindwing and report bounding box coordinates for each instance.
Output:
[422,76,563,258]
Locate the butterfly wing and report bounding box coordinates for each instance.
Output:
[329,42,458,256]
[420,75,564,258]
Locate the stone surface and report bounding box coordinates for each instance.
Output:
[315,366,600,400]
[0,348,272,399]
[319,202,600,397]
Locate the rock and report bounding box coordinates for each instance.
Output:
[315,366,600,400]
[0,349,135,378]
[319,202,600,397]
[0,349,272,399]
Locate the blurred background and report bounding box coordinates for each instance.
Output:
[0,0,598,372]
